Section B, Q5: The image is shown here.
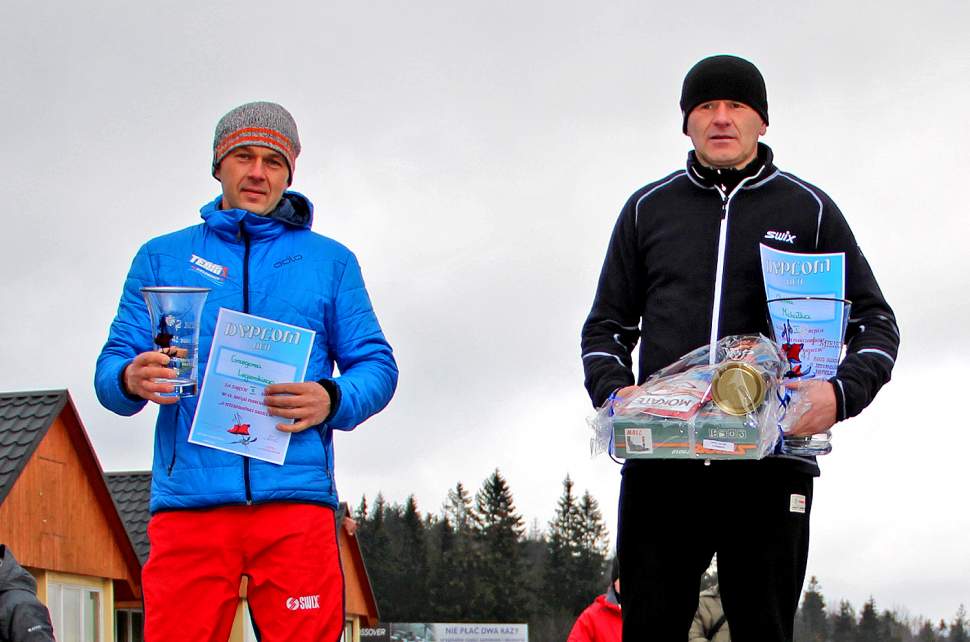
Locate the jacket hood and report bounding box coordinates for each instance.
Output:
[270,192,313,227]
[596,592,622,614]
[606,583,621,606]
[0,545,39,595]
[200,191,314,241]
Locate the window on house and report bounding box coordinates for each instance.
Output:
[47,582,101,642]
[116,608,144,642]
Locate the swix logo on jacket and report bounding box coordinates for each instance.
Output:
[764,230,797,244]
[286,595,321,611]
[189,254,229,284]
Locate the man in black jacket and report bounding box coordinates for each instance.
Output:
[581,55,898,642]
[0,545,54,642]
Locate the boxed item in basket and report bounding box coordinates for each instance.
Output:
[612,406,769,460]
[590,335,788,461]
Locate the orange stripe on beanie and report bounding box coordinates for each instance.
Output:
[212,102,301,185]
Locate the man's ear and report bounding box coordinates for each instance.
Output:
[760,122,768,136]
[214,165,222,182]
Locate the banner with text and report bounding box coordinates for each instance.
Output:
[361,623,528,642]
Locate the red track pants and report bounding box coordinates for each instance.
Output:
[143,503,344,642]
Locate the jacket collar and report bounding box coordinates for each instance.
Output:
[596,593,622,614]
[686,142,777,194]
[200,191,314,242]
[606,584,621,606]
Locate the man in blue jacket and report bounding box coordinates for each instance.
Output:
[96,101,398,641]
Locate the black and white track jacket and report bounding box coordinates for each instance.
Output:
[581,144,899,456]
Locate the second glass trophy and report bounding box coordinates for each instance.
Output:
[766,296,850,456]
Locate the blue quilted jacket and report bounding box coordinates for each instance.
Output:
[95,192,398,513]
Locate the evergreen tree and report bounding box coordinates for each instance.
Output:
[545,475,581,613]
[475,469,527,621]
[357,493,394,616]
[798,576,829,642]
[433,482,485,620]
[856,597,880,642]
[831,600,857,642]
[544,476,610,617]
[426,513,454,619]
[427,487,473,620]
[878,609,904,642]
[916,619,937,642]
[372,493,387,529]
[574,490,610,605]
[519,518,548,622]
[445,482,479,533]
[355,494,368,524]
[396,495,429,620]
[358,494,419,621]
[527,517,543,542]
[951,605,969,642]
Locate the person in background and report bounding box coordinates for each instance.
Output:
[690,584,730,641]
[567,559,622,642]
[0,545,55,642]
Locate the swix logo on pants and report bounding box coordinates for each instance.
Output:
[286,595,321,611]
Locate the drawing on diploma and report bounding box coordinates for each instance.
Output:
[780,319,812,379]
[227,412,257,445]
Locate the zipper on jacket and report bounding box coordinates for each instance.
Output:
[240,221,254,505]
[318,426,334,482]
[167,405,181,475]
[705,170,764,365]
[707,195,730,365]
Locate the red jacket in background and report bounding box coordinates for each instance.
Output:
[567,594,622,642]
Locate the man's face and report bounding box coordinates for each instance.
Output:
[686,100,766,169]
[214,146,290,215]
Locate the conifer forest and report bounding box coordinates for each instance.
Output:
[351,469,968,642]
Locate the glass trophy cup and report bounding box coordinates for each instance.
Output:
[766,296,851,456]
[141,286,210,397]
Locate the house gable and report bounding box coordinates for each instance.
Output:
[339,507,380,626]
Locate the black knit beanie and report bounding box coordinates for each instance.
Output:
[680,55,769,134]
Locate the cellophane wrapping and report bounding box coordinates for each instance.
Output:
[589,335,793,461]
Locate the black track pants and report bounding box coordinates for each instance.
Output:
[617,459,814,642]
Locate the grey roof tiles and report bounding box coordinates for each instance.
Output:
[0,390,67,505]
[105,471,152,564]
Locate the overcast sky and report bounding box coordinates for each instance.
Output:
[2,0,968,626]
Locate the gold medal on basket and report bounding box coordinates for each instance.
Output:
[710,361,766,416]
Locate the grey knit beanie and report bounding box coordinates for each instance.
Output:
[212,101,301,184]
